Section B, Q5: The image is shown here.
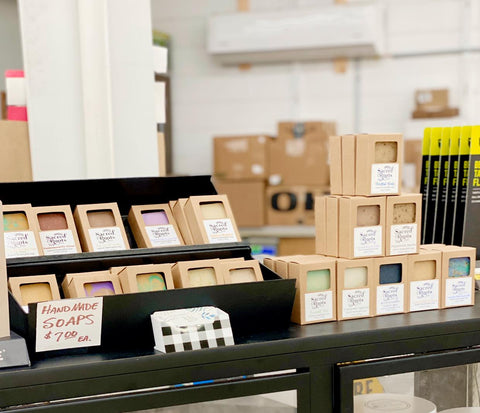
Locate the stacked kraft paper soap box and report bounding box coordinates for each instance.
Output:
[5,194,271,309]
[266,133,476,325]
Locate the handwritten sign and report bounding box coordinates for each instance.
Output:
[35,297,103,352]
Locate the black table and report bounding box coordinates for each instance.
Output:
[2,293,480,412]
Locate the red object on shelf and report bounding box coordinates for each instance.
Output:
[5,70,24,78]
[7,106,28,121]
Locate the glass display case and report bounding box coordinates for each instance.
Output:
[336,346,480,412]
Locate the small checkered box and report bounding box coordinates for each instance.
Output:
[151,306,235,353]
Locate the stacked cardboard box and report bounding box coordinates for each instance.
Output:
[213,121,335,227]
[267,133,476,325]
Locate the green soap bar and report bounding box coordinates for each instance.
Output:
[306,269,330,292]
[448,257,470,277]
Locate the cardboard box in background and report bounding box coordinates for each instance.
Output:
[0,120,32,182]
[278,121,336,141]
[214,179,265,227]
[269,139,330,186]
[266,186,329,226]
[415,89,449,112]
[270,121,336,187]
[412,89,459,119]
[214,135,272,180]
[277,238,315,256]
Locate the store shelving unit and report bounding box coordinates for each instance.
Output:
[1,293,480,411]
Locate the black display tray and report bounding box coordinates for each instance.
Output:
[8,243,296,359]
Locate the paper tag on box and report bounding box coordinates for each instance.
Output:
[88,227,126,252]
[203,219,239,243]
[410,279,439,312]
[305,291,333,322]
[376,284,404,315]
[40,230,78,255]
[342,288,370,318]
[445,277,472,307]
[4,231,40,258]
[371,163,399,194]
[390,224,417,255]
[145,225,182,247]
[354,226,382,257]
[35,297,103,352]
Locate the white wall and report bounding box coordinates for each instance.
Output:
[151,0,480,176]
[0,0,23,92]
[17,0,158,180]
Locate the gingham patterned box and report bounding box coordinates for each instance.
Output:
[151,306,235,353]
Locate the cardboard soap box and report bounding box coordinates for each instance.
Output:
[213,135,272,180]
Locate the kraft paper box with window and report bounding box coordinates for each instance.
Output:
[407,250,441,312]
[214,179,265,227]
[220,260,263,284]
[438,245,476,309]
[62,270,123,299]
[372,255,407,316]
[288,256,336,325]
[338,196,386,260]
[184,195,241,245]
[128,204,184,249]
[3,203,43,258]
[170,199,195,245]
[0,202,9,338]
[341,135,356,196]
[385,194,421,256]
[266,186,328,226]
[9,274,61,308]
[33,205,82,256]
[172,259,224,289]
[74,203,130,253]
[274,255,306,279]
[213,135,272,180]
[336,258,374,321]
[329,136,342,195]
[355,134,403,196]
[117,264,175,294]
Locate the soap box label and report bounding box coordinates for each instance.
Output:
[305,291,333,322]
[40,230,78,255]
[371,163,399,194]
[342,288,370,318]
[146,225,182,247]
[390,223,417,255]
[89,227,126,252]
[203,219,239,244]
[410,279,439,312]
[4,231,39,258]
[445,277,472,307]
[376,284,404,315]
[354,226,382,257]
[36,297,103,352]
